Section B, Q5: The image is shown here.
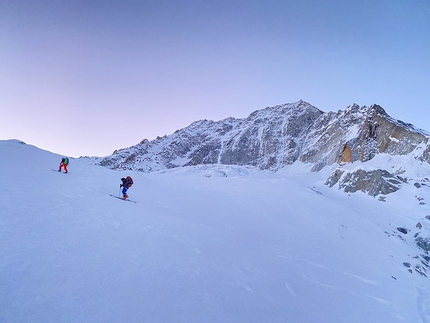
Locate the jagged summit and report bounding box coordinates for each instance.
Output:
[95,101,430,182]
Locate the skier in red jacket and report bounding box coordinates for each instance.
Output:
[58,157,69,173]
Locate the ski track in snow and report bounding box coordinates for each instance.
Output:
[284,282,296,297]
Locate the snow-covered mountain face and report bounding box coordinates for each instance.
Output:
[97,100,323,172]
[94,100,430,197]
[96,100,430,173]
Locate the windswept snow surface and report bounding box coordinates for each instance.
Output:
[1,139,429,322]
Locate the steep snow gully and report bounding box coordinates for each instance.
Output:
[1,139,430,322]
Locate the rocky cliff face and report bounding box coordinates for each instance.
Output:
[300,103,429,171]
[96,101,430,180]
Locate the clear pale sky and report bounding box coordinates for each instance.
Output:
[1,0,429,157]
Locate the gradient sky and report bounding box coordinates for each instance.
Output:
[1,0,430,157]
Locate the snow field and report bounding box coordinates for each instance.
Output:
[0,140,429,322]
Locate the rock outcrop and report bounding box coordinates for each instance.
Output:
[325,168,405,196]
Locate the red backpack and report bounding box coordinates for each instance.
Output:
[125,176,133,187]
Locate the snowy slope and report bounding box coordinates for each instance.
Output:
[1,139,430,323]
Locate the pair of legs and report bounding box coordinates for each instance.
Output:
[122,186,129,199]
[59,164,68,173]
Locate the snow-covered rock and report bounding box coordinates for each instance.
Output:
[95,100,324,171]
[95,101,430,175]
[325,168,404,196]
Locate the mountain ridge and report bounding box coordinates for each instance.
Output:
[93,101,430,185]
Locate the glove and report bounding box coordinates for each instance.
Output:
[120,184,123,188]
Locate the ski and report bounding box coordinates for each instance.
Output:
[52,169,68,174]
[109,194,137,203]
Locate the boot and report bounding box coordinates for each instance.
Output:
[123,194,129,200]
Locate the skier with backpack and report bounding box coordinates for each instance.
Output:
[120,176,133,200]
[58,157,69,173]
